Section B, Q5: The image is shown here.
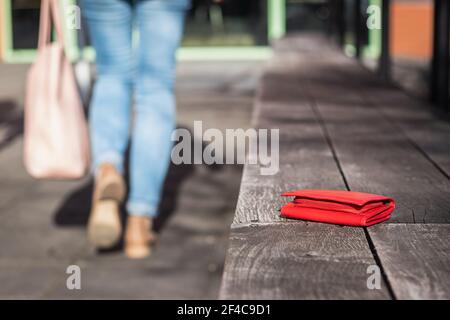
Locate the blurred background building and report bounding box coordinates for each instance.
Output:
[0,0,437,98]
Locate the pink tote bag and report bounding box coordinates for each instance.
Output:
[24,0,90,179]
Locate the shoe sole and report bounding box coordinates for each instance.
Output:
[88,200,122,249]
[125,245,151,259]
[124,233,156,259]
[88,175,125,249]
[97,176,126,202]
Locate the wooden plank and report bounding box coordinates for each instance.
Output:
[232,58,346,226]
[283,35,450,299]
[233,131,346,225]
[369,224,450,299]
[314,52,450,178]
[220,223,390,299]
[355,78,450,178]
[221,43,390,299]
[293,48,450,223]
[222,34,450,300]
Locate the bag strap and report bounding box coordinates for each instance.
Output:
[38,0,65,49]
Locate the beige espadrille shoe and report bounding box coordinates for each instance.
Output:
[87,163,126,249]
[124,216,156,259]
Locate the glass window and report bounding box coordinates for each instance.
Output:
[182,0,268,46]
[11,0,41,50]
[286,0,330,33]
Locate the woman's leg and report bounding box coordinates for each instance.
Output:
[126,0,190,217]
[81,0,134,174]
[80,0,133,248]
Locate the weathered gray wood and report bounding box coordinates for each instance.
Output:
[292,37,450,298]
[295,49,450,223]
[222,34,450,299]
[313,53,450,180]
[369,224,450,299]
[233,60,347,225]
[220,223,389,299]
[360,81,450,178]
[221,40,391,299]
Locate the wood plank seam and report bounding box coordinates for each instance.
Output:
[287,47,399,296]
[220,223,391,299]
[302,54,450,223]
[221,38,393,298]
[221,40,392,299]
[222,35,450,299]
[297,38,450,297]
[302,77,397,300]
[332,56,450,181]
[360,87,450,182]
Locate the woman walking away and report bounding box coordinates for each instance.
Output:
[80,0,190,259]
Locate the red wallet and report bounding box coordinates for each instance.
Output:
[280,189,395,227]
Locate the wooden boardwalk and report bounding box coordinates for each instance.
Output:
[220,35,450,300]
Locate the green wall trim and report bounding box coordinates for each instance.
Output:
[1,0,13,63]
[268,0,286,41]
[178,47,273,61]
[80,46,272,62]
[367,0,382,59]
[1,0,279,63]
[1,0,80,63]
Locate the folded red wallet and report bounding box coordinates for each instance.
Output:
[280,189,395,227]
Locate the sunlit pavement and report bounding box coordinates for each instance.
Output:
[0,61,262,299]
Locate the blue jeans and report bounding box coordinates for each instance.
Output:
[81,0,189,217]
